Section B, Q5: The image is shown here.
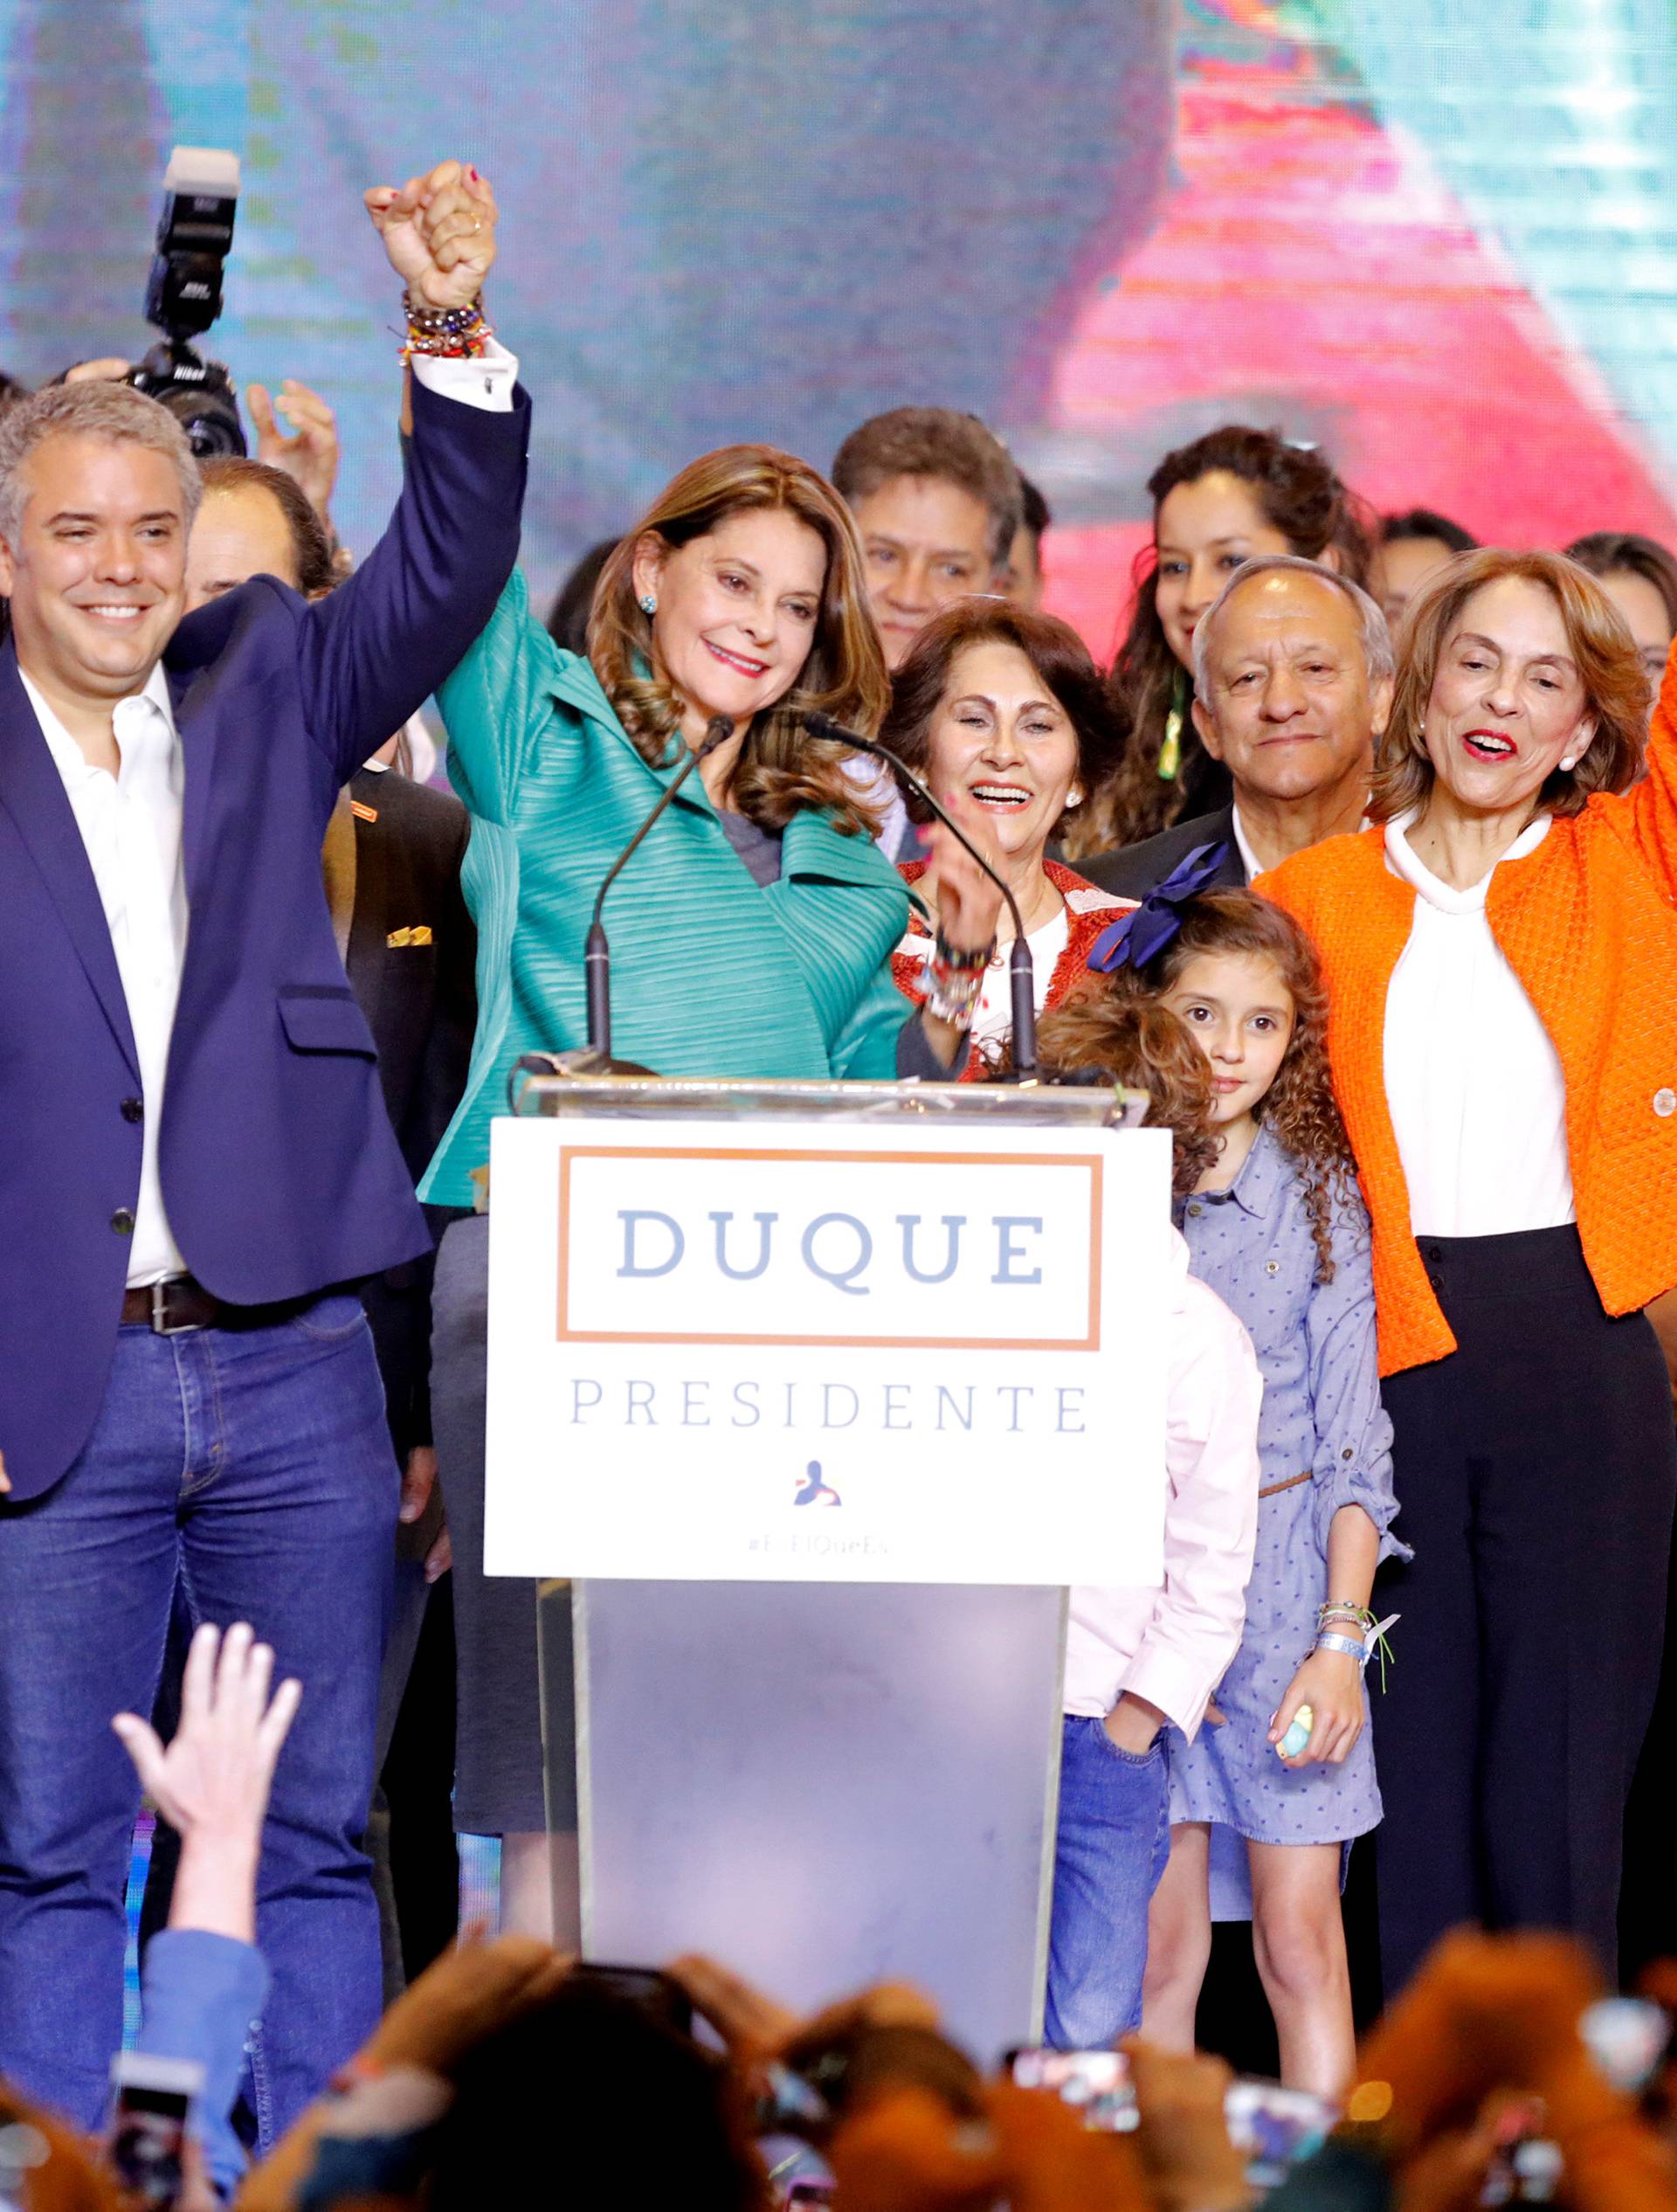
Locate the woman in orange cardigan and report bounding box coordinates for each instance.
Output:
[1258,546,1677,1996]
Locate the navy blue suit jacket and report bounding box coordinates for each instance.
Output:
[1077,805,1246,901]
[0,375,529,1500]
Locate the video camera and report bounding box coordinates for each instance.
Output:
[125,147,245,457]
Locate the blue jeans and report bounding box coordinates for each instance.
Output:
[1046,1714,1171,2048]
[0,1296,397,2145]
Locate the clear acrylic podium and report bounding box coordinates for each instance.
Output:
[507,1069,1146,2062]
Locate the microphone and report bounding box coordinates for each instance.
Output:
[585,715,735,1059]
[804,710,1038,1079]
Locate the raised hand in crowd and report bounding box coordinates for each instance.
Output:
[1266,1929,1677,2211]
[672,1951,1248,2210]
[114,1621,301,1946]
[245,380,341,524]
[671,1951,970,2147]
[353,1924,573,2077]
[829,2080,1151,2212]
[671,1950,941,2068]
[235,1929,572,2210]
[1121,2042,1250,2212]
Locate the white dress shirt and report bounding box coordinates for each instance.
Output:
[19,346,518,1289]
[1231,803,1265,884]
[1062,1229,1262,1740]
[410,340,517,415]
[1382,809,1575,1237]
[24,662,189,1287]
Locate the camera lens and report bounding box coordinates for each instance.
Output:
[153,382,246,460]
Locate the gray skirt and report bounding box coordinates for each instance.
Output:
[431,1214,571,1835]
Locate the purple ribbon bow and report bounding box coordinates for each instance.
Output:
[1086,840,1232,973]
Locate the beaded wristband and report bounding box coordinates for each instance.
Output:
[399,293,493,363]
[1317,1600,1378,1635]
[922,930,992,1030]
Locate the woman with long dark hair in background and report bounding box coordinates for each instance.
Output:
[1066,426,1372,860]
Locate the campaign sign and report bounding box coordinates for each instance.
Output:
[484,1113,1171,1585]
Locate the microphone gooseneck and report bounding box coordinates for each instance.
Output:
[585,715,735,1059]
[804,710,1038,1079]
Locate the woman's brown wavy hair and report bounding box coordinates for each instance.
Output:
[1100,891,1356,1279]
[1372,547,1650,823]
[1065,425,1374,860]
[1032,999,1220,1198]
[590,444,891,838]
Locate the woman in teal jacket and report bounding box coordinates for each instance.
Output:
[424,443,999,1932]
[424,444,994,1208]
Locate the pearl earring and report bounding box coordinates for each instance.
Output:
[638,593,657,616]
[1560,754,1579,771]
[1066,787,1085,808]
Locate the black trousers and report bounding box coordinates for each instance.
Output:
[1377,1227,1676,1996]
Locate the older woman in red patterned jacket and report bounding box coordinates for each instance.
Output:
[887,599,1135,1073]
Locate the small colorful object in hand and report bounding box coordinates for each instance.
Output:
[1279,1704,1314,1759]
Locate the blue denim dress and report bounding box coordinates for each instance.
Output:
[1169,1124,1405,1917]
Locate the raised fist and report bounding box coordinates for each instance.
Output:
[364,159,497,313]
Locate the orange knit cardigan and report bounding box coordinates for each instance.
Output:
[1259,658,1677,1378]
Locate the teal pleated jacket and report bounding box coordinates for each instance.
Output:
[419,572,914,1206]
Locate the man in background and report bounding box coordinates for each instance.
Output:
[832,407,1024,858]
[1084,556,1391,898]
[832,406,1023,668]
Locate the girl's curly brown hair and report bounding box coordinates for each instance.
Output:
[1032,999,1220,1199]
[1096,891,1357,1280]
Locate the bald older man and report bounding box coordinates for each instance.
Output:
[1084,556,1394,897]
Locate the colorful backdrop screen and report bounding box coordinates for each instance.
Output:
[3,0,1674,652]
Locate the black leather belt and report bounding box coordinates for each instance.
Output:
[120,1275,317,1337]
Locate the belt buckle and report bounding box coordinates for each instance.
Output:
[149,1277,203,1338]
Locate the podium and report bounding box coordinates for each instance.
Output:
[487,1073,1170,2061]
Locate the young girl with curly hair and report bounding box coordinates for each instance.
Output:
[1027,995,1262,2052]
[1075,881,1403,2094]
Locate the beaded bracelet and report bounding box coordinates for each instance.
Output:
[922,931,992,1030]
[1317,1600,1379,1637]
[398,293,493,363]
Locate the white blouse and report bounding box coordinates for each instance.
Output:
[1382,812,1576,1238]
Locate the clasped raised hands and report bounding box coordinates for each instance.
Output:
[363,159,497,311]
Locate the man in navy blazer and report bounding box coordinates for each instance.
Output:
[0,161,526,2142]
